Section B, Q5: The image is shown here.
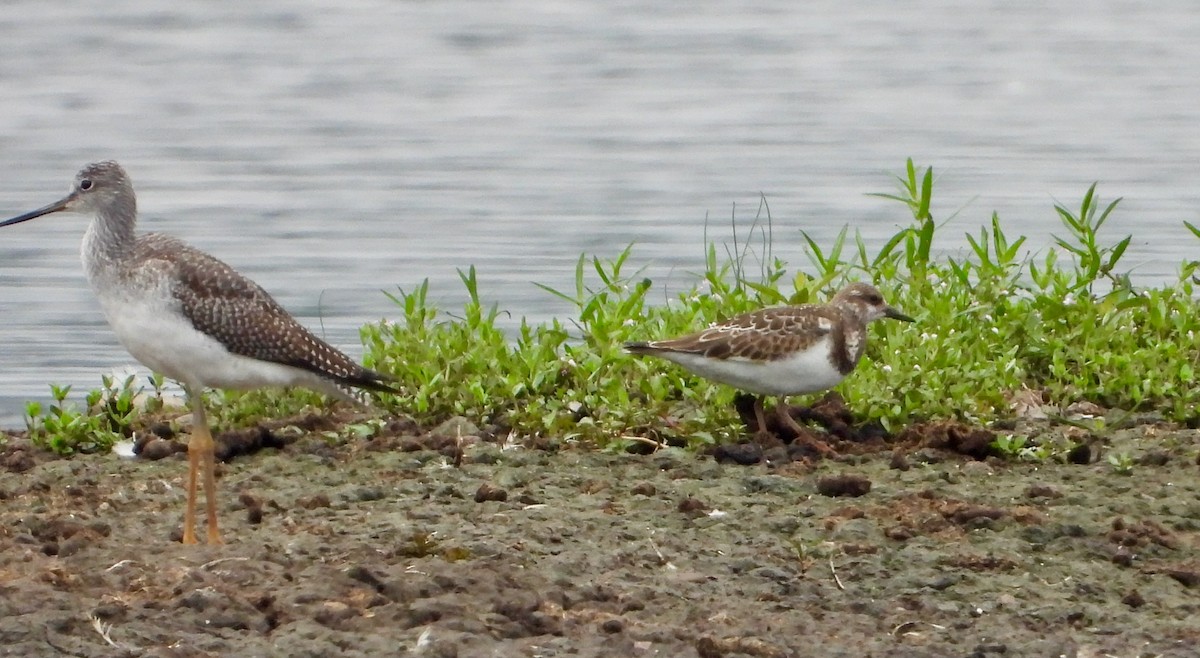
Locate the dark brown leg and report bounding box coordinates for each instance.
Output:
[774,398,836,457]
[752,397,770,434]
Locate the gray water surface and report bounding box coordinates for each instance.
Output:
[2,1,1198,426]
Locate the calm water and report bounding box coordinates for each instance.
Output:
[1,1,1198,426]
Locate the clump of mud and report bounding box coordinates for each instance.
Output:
[724,391,999,465]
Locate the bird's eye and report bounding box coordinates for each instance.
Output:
[79,179,93,191]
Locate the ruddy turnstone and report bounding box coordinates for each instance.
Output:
[625,282,913,451]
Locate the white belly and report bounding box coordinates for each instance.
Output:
[94,285,334,394]
[657,337,847,396]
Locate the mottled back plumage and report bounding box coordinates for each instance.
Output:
[627,282,910,376]
[133,234,395,394]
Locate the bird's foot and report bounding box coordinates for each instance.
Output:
[775,402,838,458]
[791,432,838,459]
[751,428,785,449]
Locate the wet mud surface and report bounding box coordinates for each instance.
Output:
[2,399,1199,657]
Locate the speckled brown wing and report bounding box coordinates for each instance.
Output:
[136,234,395,394]
[636,305,843,363]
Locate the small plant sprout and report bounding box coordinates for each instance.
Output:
[991,434,1028,459]
[1107,452,1135,476]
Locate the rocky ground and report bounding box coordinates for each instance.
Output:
[1,396,1198,658]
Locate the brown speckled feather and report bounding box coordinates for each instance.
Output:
[629,305,859,374]
[626,282,914,379]
[133,233,395,394]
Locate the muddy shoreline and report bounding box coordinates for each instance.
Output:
[1,406,1198,657]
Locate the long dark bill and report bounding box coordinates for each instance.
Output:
[0,193,75,228]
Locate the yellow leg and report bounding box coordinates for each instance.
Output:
[183,425,200,545]
[184,387,223,545]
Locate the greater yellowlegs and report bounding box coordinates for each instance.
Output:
[625,283,913,452]
[0,161,396,545]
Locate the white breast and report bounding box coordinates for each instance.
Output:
[656,336,847,396]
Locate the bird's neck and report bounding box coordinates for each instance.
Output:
[81,206,138,281]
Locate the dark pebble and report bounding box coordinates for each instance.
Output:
[1166,569,1200,587]
[761,446,789,464]
[884,526,914,541]
[677,497,708,515]
[57,535,92,557]
[908,449,944,464]
[140,438,181,461]
[750,566,794,583]
[352,486,385,502]
[524,611,562,635]
[207,613,250,631]
[1025,484,1061,499]
[601,618,624,633]
[407,600,454,625]
[630,482,656,496]
[713,442,763,465]
[91,603,126,621]
[728,558,758,574]
[346,565,385,590]
[1122,590,1146,608]
[816,474,872,497]
[469,449,502,464]
[620,599,645,613]
[0,448,34,473]
[1112,549,1135,567]
[314,601,356,627]
[696,636,722,658]
[87,521,112,537]
[177,590,215,612]
[1066,443,1091,464]
[474,482,508,503]
[298,493,332,509]
[927,575,958,591]
[1137,450,1170,466]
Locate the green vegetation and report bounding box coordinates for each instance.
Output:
[23,374,155,454]
[359,159,1200,444]
[16,159,1200,454]
[1107,451,1136,476]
